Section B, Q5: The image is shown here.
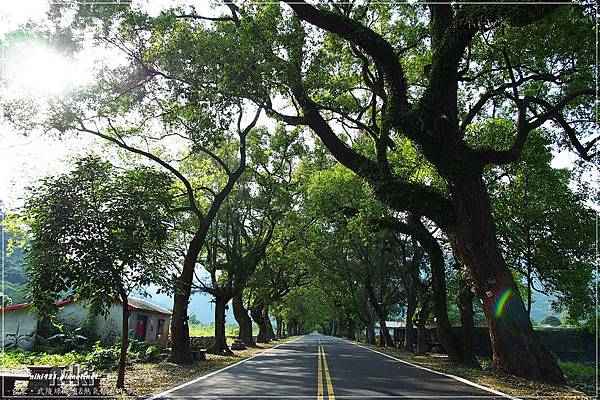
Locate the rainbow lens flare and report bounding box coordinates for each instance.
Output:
[494,288,512,318]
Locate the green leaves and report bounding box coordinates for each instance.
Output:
[22,156,175,316]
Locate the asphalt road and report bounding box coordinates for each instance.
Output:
[152,333,510,399]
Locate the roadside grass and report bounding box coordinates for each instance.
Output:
[350,340,592,399]
[188,323,239,337]
[1,349,88,370]
[557,360,596,396]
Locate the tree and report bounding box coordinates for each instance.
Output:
[193,125,302,352]
[486,128,595,323]
[3,8,262,363]
[238,1,595,381]
[21,157,173,388]
[7,1,596,380]
[540,316,561,327]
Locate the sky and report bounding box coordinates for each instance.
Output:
[0,0,221,210]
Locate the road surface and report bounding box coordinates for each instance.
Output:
[152,333,510,399]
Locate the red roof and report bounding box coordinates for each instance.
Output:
[1,296,171,316]
[0,297,76,313]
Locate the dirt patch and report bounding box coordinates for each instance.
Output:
[348,340,591,399]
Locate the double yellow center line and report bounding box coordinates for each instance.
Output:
[317,343,335,400]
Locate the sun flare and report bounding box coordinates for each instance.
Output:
[4,43,83,96]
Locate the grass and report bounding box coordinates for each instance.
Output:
[188,323,240,337]
[558,360,595,381]
[1,348,89,370]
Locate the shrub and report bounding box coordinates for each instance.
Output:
[558,360,595,380]
[140,345,161,363]
[128,339,162,362]
[87,341,119,371]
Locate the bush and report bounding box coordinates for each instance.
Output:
[128,339,162,363]
[1,349,88,368]
[558,360,595,380]
[87,341,119,371]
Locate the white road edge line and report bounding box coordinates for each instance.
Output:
[148,335,306,399]
[334,337,520,400]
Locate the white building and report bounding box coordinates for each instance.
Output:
[1,297,171,349]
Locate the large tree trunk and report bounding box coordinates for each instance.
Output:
[251,303,271,343]
[116,294,129,389]
[415,295,430,355]
[364,291,376,345]
[365,284,394,347]
[169,230,206,364]
[450,176,564,383]
[232,292,256,347]
[404,286,417,351]
[207,296,232,355]
[458,272,477,362]
[346,318,356,340]
[410,216,479,367]
[263,305,276,340]
[276,316,283,338]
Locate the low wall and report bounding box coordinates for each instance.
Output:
[391,326,595,362]
[449,327,595,362]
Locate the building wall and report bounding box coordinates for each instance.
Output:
[58,301,170,346]
[2,300,170,349]
[57,300,90,327]
[94,304,123,343]
[129,310,170,346]
[2,308,38,349]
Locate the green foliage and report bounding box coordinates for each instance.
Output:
[87,341,120,371]
[42,316,97,353]
[540,316,561,327]
[557,360,595,381]
[87,339,163,371]
[483,128,595,324]
[21,156,175,316]
[1,349,88,369]
[188,323,239,338]
[5,323,35,349]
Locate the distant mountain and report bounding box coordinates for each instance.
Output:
[529,290,560,323]
[1,222,28,304]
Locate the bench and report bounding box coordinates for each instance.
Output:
[0,373,29,397]
[189,346,206,361]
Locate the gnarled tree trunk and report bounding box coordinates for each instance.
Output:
[346,318,356,340]
[410,216,479,367]
[415,295,430,355]
[207,296,232,355]
[450,176,563,382]
[263,305,276,340]
[251,303,271,343]
[458,272,477,362]
[365,283,394,347]
[232,292,256,347]
[169,230,206,364]
[404,286,417,351]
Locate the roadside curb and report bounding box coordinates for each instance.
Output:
[334,337,520,400]
[147,335,305,399]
